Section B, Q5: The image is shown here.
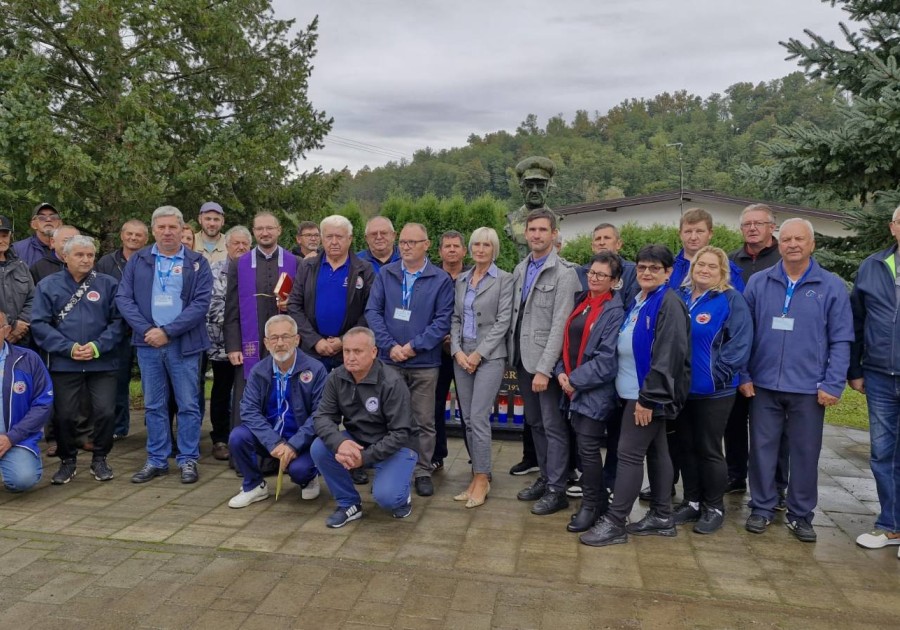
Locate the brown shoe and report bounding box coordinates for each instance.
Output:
[46,442,57,457]
[212,442,230,461]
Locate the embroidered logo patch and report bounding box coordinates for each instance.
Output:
[356,276,364,289]
[696,313,712,325]
[299,370,313,384]
[806,290,817,298]
[193,262,200,272]
[86,291,100,302]
[172,265,183,275]
[365,397,379,413]
[13,381,26,394]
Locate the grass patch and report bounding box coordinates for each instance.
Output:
[825,387,869,431]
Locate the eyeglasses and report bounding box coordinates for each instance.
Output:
[266,334,297,343]
[636,264,665,274]
[586,270,612,280]
[35,214,61,222]
[398,239,427,248]
[740,221,774,229]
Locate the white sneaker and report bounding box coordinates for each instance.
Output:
[301,476,321,500]
[228,481,269,508]
[856,529,900,549]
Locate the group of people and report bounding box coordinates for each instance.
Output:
[0,195,898,560]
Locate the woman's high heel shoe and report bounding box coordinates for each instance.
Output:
[465,481,490,508]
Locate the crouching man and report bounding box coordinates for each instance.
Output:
[227,315,327,508]
[311,327,418,527]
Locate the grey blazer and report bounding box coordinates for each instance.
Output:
[450,266,514,360]
[507,250,579,376]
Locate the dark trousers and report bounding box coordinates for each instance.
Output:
[112,341,134,436]
[607,400,673,526]
[209,359,235,444]
[748,387,824,523]
[572,412,609,512]
[725,392,790,492]
[51,371,117,461]
[229,425,315,492]
[602,404,623,489]
[434,351,467,462]
[517,363,569,491]
[520,422,537,464]
[676,395,734,511]
[231,365,247,430]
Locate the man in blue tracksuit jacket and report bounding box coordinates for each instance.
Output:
[227,315,327,508]
[741,219,852,543]
[365,222,453,496]
[848,211,900,551]
[31,236,124,484]
[0,314,53,492]
[116,206,212,485]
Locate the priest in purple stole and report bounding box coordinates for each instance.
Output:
[225,212,298,429]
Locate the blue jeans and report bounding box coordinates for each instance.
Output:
[0,446,42,492]
[229,425,316,492]
[311,434,417,510]
[136,338,202,468]
[863,369,900,532]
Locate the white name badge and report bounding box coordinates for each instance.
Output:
[154,294,175,307]
[772,317,794,331]
[393,308,412,322]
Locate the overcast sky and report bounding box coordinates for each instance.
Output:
[273,0,855,174]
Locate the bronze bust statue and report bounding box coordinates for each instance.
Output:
[506,156,562,259]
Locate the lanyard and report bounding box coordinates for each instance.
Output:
[688,290,710,313]
[401,269,422,309]
[781,262,812,317]
[155,254,179,293]
[273,367,292,434]
[0,342,7,381]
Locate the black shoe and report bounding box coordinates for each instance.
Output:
[90,457,114,482]
[626,509,677,537]
[694,507,724,535]
[350,468,369,485]
[180,461,199,484]
[580,516,628,547]
[531,490,569,516]
[431,460,444,472]
[516,476,547,501]
[131,463,169,484]
[775,490,787,511]
[745,514,771,534]
[672,501,701,525]
[567,505,598,532]
[259,456,279,476]
[51,459,77,485]
[414,476,434,497]
[726,478,747,494]
[786,518,817,543]
[509,460,540,476]
[639,485,675,502]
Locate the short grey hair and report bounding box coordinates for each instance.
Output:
[779,217,815,240]
[741,203,776,223]
[592,223,621,239]
[343,326,376,346]
[320,214,353,236]
[224,225,251,246]
[365,216,395,234]
[468,227,500,261]
[401,222,428,239]
[264,314,298,338]
[52,225,79,239]
[63,235,96,256]
[891,205,900,222]
[151,206,184,228]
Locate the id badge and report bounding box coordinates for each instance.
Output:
[154,294,175,307]
[393,307,412,322]
[772,316,794,331]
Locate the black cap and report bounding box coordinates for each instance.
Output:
[32,202,57,217]
[0,216,12,232]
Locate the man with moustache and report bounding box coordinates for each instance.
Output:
[0,216,34,348]
[13,203,61,267]
[193,201,228,265]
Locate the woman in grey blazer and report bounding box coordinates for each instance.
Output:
[450,227,514,508]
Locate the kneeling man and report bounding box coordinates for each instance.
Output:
[312,327,418,527]
[228,315,327,508]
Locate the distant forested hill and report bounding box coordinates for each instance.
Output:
[333,72,847,214]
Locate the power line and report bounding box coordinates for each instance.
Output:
[326,134,410,161]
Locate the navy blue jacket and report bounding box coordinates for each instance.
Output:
[744,259,852,397]
[678,287,751,398]
[12,235,51,268]
[850,245,900,379]
[31,270,124,372]
[553,291,624,421]
[238,351,327,454]
[357,247,400,274]
[115,246,212,355]
[1,342,53,455]
[577,257,639,307]
[669,249,745,294]
[365,260,454,368]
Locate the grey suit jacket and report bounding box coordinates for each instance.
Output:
[507,250,579,376]
[450,266,514,360]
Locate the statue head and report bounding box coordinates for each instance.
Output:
[516,156,555,210]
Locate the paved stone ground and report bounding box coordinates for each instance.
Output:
[0,420,898,629]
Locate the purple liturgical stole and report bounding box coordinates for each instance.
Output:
[237,246,297,378]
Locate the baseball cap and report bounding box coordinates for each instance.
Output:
[32,202,57,217]
[199,201,224,215]
[0,216,12,231]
